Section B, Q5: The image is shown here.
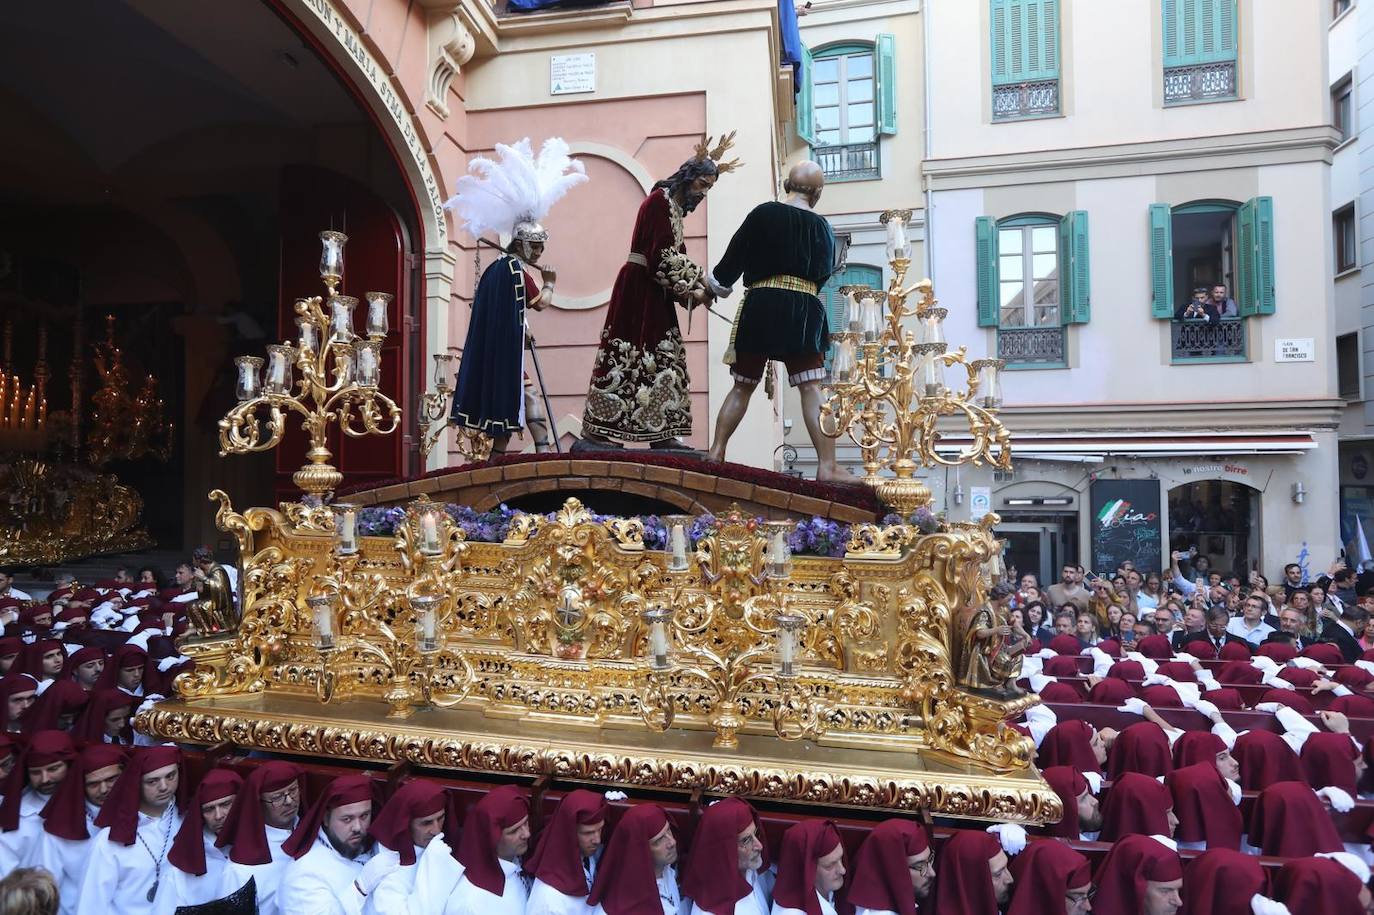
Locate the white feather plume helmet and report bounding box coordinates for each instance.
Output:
[443,137,588,240]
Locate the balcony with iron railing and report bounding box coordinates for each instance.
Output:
[1171,318,1246,363]
[992,80,1060,121]
[1163,60,1237,105]
[814,141,880,182]
[997,326,1066,368]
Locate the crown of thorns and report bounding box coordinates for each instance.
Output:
[693,131,742,173]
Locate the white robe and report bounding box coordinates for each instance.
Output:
[277,829,374,915]
[75,806,184,915]
[168,831,234,909]
[772,891,837,915]
[446,857,529,915]
[24,803,100,915]
[216,820,296,915]
[591,865,681,915]
[528,849,602,915]
[686,867,773,915]
[362,846,430,915]
[1,789,55,875]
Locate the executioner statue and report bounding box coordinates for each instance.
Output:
[705,160,844,481]
[577,134,741,451]
[446,138,588,453]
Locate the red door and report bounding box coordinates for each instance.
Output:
[276,165,418,504]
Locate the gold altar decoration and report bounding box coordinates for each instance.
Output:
[418,352,492,464]
[822,210,1012,514]
[86,315,174,466]
[218,231,401,500]
[146,488,1053,822]
[0,459,152,565]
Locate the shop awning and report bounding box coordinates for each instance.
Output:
[933,431,1318,460]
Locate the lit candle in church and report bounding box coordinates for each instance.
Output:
[419,510,441,554]
[365,292,392,338]
[22,390,34,429]
[319,230,347,284]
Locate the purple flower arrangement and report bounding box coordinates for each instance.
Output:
[879,506,943,534]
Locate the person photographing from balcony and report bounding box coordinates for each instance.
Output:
[1210,283,1238,318]
[1174,287,1217,323]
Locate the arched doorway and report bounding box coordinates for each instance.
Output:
[1168,480,1261,575]
[0,0,424,555]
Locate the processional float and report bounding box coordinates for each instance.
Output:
[138,219,1058,824]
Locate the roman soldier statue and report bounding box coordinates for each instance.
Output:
[575,134,740,451]
[705,161,843,481]
[445,138,588,454]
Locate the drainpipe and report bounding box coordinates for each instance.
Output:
[922,0,935,284]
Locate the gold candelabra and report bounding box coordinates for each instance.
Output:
[218,231,402,500]
[821,209,1012,514]
[417,352,492,464]
[639,517,828,749]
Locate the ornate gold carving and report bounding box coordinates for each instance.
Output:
[0,460,152,566]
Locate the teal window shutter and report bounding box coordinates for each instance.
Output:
[976,216,1000,327]
[1237,196,1275,316]
[797,45,817,146]
[876,33,897,136]
[1149,203,1174,319]
[821,265,883,368]
[1164,0,1237,67]
[991,0,1060,85]
[1059,210,1090,324]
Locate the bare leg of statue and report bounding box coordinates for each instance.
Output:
[491,433,513,454]
[706,379,758,463]
[799,380,847,483]
[524,387,554,453]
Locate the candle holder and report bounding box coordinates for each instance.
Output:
[411,498,445,556]
[308,594,336,652]
[880,208,913,265]
[821,265,1013,513]
[412,593,441,653]
[354,341,381,389]
[264,345,295,396]
[365,292,392,338]
[971,358,1005,409]
[663,515,693,573]
[775,610,805,678]
[643,605,673,670]
[764,521,794,581]
[332,503,359,556]
[218,230,402,501]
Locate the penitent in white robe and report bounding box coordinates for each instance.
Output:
[361,845,432,915]
[276,829,374,915]
[24,802,101,915]
[168,831,234,909]
[445,857,529,915]
[0,788,52,874]
[591,866,682,915]
[772,891,837,915]
[687,868,774,915]
[216,820,296,915]
[75,806,184,915]
[527,850,602,915]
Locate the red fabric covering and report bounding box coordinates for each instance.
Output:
[1107,660,1145,681]
[1093,834,1182,915]
[1232,730,1304,791]
[1138,684,1184,708]
[1363,647,1374,662]
[844,819,929,915]
[526,789,611,898]
[1049,635,1082,656]
[1106,721,1175,780]
[1180,849,1268,915]
[21,639,64,679]
[0,672,37,731]
[0,637,20,663]
[1330,693,1374,716]
[1088,677,1136,705]
[1038,682,1082,704]
[1216,661,1264,685]
[0,730,76,831]
[1186,640,1217,660]
[1096,639,1122,658]
[1257,688,1314,714]
[23,680,88,734]
[93,745,185,846]
[1301,732,1361,796]
[93,645,146,691]
[1335,666,1374,691]
[1006,840,1089,915]
[1042,656,1082,678]
[216,761,305,865]
[1036,721,1101,774]
[168,769,242,876]
[1137,635,1173,659]
[1038,767,1088,839]
[454,784,530,895]
[931,830,1002,915]
[1099,772,1174,842]
[71,687,134,744]
[1172,731,1226,769]
[1205,688,1245,710]
[588,803,673,915]
[1218,641,1253,661]
[1273,856,1365,915]
[39,743,126,841]
[367,779,448,866]
[1257,642,1298,663]
[1155,661,1197,682]
[1303,643,1345,665]
[1278,667,1320,688]
[1247,781,1343,856]
[1166,762,1241,849]
[773,819,842,915]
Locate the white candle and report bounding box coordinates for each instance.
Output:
[779,628,796,666]
[650,621,668,662]
[341,511,356,547]
[669,524,688,571]
[421,513,439,552]
[422,606,436,641]
[314,603,333,640]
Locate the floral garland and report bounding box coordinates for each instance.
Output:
[356,503,946,557]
